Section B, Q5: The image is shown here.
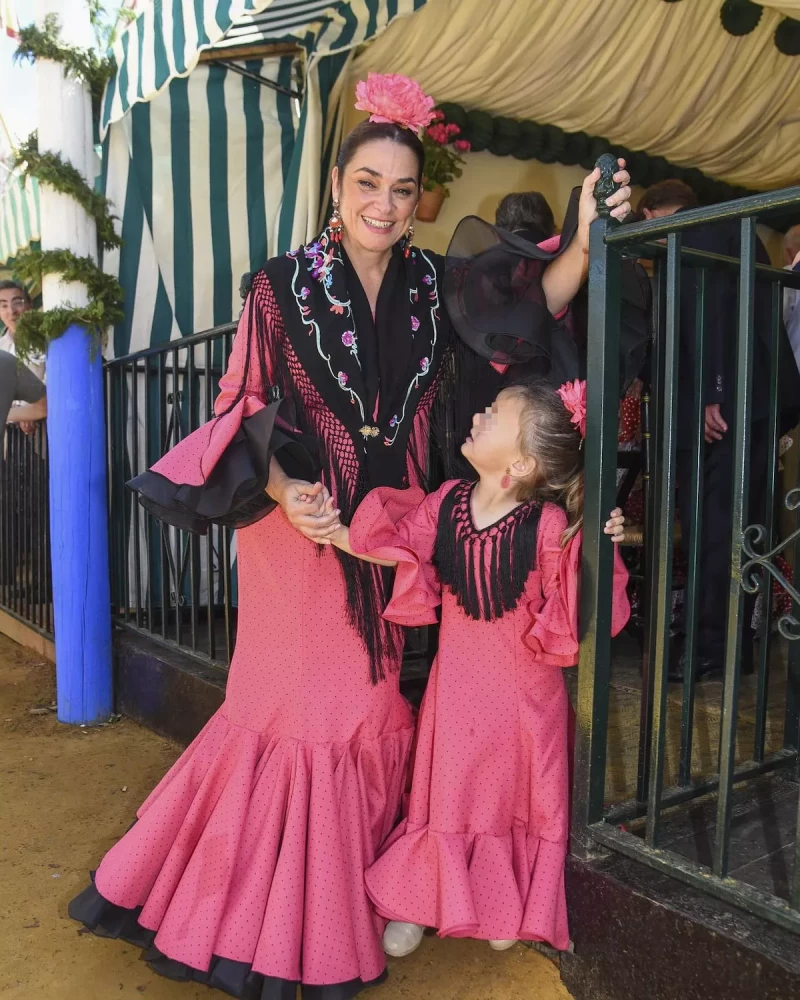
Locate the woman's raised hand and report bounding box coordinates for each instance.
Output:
[604,507,626,544]
[578,159,632,233]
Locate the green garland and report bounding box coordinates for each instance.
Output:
[14,249,124,312]
[13,135,121,251]
[15,13,114,115]
[667,0,800,56]
[436,102,754,206]
[775,16,800,56]
[12,249,124,360]
[435,102,800,231]
[10,17,124,361]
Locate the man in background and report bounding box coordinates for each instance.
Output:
[0,350,44,434]
[495,191,555,243]
[0,280,46,433]
[636,181,800,681]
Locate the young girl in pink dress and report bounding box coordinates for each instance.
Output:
[325,377,629,956]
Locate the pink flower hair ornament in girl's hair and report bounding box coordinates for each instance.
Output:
[557,379,587,438]
[354,73,436,134]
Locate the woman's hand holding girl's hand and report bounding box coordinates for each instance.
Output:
[276,479,342,543]
[578,159,632,243]
[320,494,349,549]
[604,507,626,543]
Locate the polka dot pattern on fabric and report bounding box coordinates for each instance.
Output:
[87,279,429,989]
[353,491,630,952]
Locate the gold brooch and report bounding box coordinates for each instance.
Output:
[359,425,380,438]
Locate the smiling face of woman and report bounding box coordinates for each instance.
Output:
[331,138,421,256]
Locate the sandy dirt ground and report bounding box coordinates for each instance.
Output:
[0,634,573,1000]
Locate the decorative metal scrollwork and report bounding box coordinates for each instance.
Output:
[741,487,800,641]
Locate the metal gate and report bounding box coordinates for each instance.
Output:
[572,188,800,933]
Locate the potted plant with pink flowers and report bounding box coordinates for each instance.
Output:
[418,112,471,222]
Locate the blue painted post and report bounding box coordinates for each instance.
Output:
[35,0,113,724]
[47,326,113,723]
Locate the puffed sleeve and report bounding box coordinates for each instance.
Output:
[522,505,630,666]
[349,481,458,627]
[127,283,319,535]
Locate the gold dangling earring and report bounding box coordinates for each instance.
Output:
[328,200,343,243]
[402,223,415,258]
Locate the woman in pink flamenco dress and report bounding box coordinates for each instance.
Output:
[68,75,634,999]
[328,379,630,956]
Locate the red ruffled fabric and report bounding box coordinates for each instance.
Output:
[151,395,267,486]
[94,712,412,984]
[350,484,454,627]
[523,531,630,661]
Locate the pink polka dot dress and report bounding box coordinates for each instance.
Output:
[67,266,447,1000]
[350,482,630,951]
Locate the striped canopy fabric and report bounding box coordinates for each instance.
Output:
[0,172,40,265]
[104,55,297,358]
[101,0,422,137]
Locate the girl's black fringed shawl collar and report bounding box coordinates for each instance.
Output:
[434,480,542,622]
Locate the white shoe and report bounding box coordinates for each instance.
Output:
[382,921,424,957]
[488,939,517,951]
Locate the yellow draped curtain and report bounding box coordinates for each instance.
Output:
[352,0,800,189]
[764,1,800,13]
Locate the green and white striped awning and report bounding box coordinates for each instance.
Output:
[0,172,40,265]
[104,54,299,357]
[101,0,420,135]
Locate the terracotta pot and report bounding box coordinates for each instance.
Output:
[416,185,446,223]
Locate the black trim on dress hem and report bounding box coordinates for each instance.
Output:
[127,394,319,536]
[69,879,388,1000]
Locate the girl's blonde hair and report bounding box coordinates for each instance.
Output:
[504,379,584,545]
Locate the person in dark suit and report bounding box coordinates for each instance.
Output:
[638,182,800,680]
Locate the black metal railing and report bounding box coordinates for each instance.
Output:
[0,421,52,635]
[106,324,238,664]
[106,326,436,688]
[574,187,800,932]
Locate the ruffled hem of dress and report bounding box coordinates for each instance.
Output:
[365,821,570,951]
[75,711,412,986]
[69,879,387,1000]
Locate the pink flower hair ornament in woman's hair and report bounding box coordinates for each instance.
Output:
[557,379,587,438]
[354,73,436,134]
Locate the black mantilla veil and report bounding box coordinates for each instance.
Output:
[443,187,581,379]
[443,186,651,392]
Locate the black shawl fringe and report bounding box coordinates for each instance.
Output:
[434,481,541,622]
[224,277,405,684]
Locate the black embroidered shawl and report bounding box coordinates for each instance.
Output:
[230,229,450,683]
